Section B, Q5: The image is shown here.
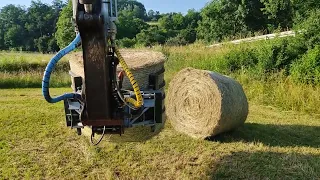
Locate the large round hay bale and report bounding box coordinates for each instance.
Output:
[166,68,248,139]
[68,49,165,90]
[68,49,166,142]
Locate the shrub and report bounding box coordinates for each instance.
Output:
[179,28,197,43]
[118,38,136,48]
[290,46,320,85]
[136,27,167,46]
[222,46,258,72]
[165,34,188,46]
[254,38,305,75]
[294,10,320,49]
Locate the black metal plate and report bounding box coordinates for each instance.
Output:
[77,13,113,122]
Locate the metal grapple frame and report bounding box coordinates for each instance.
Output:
[42,0,165,145]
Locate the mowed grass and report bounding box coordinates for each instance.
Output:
[0,88,319,179]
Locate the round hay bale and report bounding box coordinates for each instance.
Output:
[166,68,248,139]
[68,49,165,90]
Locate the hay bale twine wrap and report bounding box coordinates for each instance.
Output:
[68,49,166,142]
[167,68,248,139]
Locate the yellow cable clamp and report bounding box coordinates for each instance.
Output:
[115,47,144,108]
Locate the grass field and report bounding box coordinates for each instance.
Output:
[0,51,70,89]
[0,45,320,179]
[0,89,319,179]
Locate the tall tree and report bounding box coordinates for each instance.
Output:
[295,9,320,49]
[147,9,161,21]
[292,0,320,22]
[51,0,67,31]
[261,0,294,29]
[147,9,155,21]
[136,26,167,46]
[0,22,4,49]
[118,0,147,20]
[184,9,201,29]
[243,0,268,32]
[197,0,249,42]
[26,1,56,37]
[117,11,149,39]
[24,1,59,51]
[158,13,188,31]
[55,1,75,48]
[0,5,27,50]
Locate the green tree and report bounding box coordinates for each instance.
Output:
[184,9,201,29]
[243,0,268,32]
[197,0,249,42]
[118,0,147,20]
[159,13,187,31]
[147,9,156,21]
[26,1,56,37]
[34,35,50,53]
[136,27,167,46]
[0,22,4,49]
[158,14,174,30]
[4,25,25,49]
[293,0,320,23]
[294,10,320,49]
[0,5,26,29]
[147,9,162,21]
[51,0,67,31]
[261,0,294,29]
[179,28,197,43]
[117,12,149,39]
[172,13,185,30]
[55,1,75,49]
[24,1,60,51]
[0,4,27,50]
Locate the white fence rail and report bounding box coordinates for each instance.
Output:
[208,31,296,47]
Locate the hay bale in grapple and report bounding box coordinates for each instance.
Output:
[69,49,165,90]
[68,49,166,142]
[166,68,248,139]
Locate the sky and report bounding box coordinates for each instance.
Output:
[0,0,211,13]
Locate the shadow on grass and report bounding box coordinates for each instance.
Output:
[84,123,165,144]
[104,124,165,143]
[211,151,320,179]
[207,123,320,148]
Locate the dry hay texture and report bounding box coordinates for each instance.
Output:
[69,49,165,90]
[68,49,166,142]
[167,68,249,139]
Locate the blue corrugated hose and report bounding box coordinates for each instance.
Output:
[42,34,81,103]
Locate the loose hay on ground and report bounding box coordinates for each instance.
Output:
[166,68,249,139]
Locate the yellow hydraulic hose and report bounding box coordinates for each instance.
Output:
[115,47,144,109]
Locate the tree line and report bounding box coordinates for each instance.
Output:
[0,0,65,52]
[0,0,320,52]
